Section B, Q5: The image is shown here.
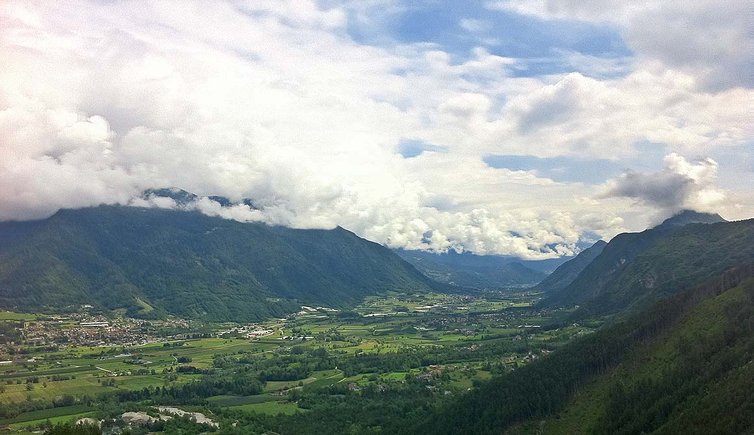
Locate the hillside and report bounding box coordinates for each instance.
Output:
[414,263,754,434]
[534,240,606,293]
[0,206,441,321]
[395,250,550,290]
[536,267,754,434]
[541,213,752,317]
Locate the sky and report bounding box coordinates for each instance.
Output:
[0,0,752,259]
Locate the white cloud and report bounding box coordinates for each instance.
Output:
[495,71,752,159]
[487,0,753,90]
[459,18,490,33]
[0,0,750,258]
[601,153,725,214]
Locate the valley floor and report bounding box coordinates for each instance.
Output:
[0,290,589,434]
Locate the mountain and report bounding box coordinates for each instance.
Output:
[142,187,198,205]
[410,211,754,433]
[541,212,752,317]
[414,263,754,434]
[656,209,725,228]
[534,240,607,293]
[0,205,441,321]
[394,249,548,290]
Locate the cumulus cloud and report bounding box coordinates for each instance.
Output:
[0,1,750,257]
[601,153,725,214]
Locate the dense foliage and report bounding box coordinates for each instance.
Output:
[416,264,754,434]
[45,423,101,435]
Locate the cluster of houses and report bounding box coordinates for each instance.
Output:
[3,313,196,352]
[217,324,275,339]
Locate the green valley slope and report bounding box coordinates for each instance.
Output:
[414,263,754,434]
[0,206,441,321]
[536,268,754,434]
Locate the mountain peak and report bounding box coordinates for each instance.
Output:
[658,210,726,228]
[142,187,197,205]
[141,188,259,210]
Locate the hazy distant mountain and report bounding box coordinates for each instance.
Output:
[535,240,607,293]
[541,211,753,317]
[0,205,442,321]
[394,249,549,289]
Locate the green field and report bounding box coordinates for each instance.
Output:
[0,311,37,321]
[0,291,585,432]
[230,401,301,415]
[8,412,96,432]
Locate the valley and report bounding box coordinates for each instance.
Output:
[3,1,752,433]
[0,291,591,433]
[0,209,752,434]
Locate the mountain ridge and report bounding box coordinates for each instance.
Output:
[657,209,726,228]
[0,205,442,321]
[415,263,754,434]
[534,240,607,293]
[540,211,752,318]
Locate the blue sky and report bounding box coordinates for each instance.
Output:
[484,140,669,184]
[0,0,751,258]
[362,1,629,76]
[484,155,622,184]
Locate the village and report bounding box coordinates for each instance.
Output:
[0,311,199,363]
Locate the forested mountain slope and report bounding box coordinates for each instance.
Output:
[415,263,754,434]
[0,206,440,321]
[534,240,606,293]
[541,215,752,318]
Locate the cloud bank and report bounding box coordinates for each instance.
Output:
[0,1,751,258]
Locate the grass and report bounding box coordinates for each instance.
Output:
[0,364,93,379]
[133,297,154,313]
[0,374,115,403]
[1,290,582,427]
[302,370,344,391]
[0,405,92,425]
[263,377,315,392]
[231,401,301,415]
[0,311,37,321]
[208,394,280,406]
[0,338,258,404]
[9,411,96,431]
